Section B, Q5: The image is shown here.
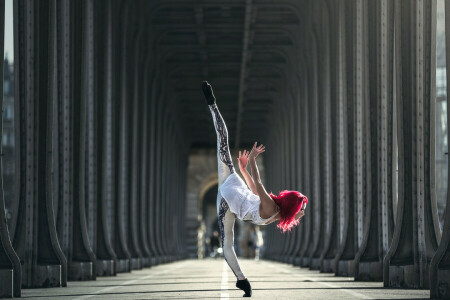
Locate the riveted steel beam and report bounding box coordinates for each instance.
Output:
[304,30,321,268]
[332,0,363,277]
[13,0,67,288]
[0,0,21,296]
[430,0,450,296]
[353,0,395,282]
[296,66,312,267]
[137,52,154,268]
[94,0,118,277]
[113,0,132,273]
[383,0,440,289]
[128,30,145,270]
[54,0,72,286]
[235,0,253,149]
[70,0,98,281]
[319,0,339,274]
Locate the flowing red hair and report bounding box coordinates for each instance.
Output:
[269,190,308,233]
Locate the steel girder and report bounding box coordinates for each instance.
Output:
[0,1,21,297]
[353,0,395,282]
[262,1,448,298]
[12,0,66,288]
[1,0,449,298]
[430,1,450,298]
[318,1,339,274]
[383,0,441,289]
[0,0,189,297]
[69,0,97,281]
[330,0,363,277]
[95,0,118,277]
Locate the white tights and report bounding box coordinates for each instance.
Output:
[209,104,246,280]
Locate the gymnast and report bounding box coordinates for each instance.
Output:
[202,81,308,297]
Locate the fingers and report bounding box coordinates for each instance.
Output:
[239,150,252,160]
[252,142,265,151]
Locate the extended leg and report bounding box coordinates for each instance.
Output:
[203,81,235,186]
[210,103,234,185]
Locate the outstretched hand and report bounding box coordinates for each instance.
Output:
[238,150,250,171]
[249,142,265,160]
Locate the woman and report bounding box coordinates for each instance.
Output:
[202,81,308,297]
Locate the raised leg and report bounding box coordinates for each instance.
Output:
[209,103,235,186]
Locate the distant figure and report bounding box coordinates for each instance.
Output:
[202,81,308,297]
[209,230,220,258]
[250,226,263,261]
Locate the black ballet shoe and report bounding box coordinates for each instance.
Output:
[236,278,252,297]
[202,81,216,105]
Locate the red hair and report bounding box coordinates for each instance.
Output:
[269,190,308,233]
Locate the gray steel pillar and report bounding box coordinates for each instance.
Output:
[288,76,305,265]
[94,0,118,277]
[430,1,450,297]
[330,0,352,276]
[333,0,363,277]
[0,1,21,296]
[70,0,97,281]
[320,0,340,273]
[54,0,72,286]
[313,1,333,271]
[305,31,321,268]
[128,30,144,270]
[148,72,161,265]
[113,0,132,273]
[383,0,440,289]
[153,77,166,262]
[13,0,66,288]
[138,52,153,267]
[297,67,312,267]
[353,0,395,282]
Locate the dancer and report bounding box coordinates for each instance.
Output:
[202,81,308,297]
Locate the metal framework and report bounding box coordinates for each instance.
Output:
[0,0,449,299]
[262,1,449,299]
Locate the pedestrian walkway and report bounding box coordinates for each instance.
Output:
[21,259,429,299]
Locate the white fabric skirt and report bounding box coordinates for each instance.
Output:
[219,173,261,220]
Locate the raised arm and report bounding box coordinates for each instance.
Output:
[248,142,272,202]
[238,150,258,195]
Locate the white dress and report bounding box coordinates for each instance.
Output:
[219,173,279,225]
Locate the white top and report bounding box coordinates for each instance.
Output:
[219,173,279,225]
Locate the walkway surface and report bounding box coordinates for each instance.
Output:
[21,259,430,299]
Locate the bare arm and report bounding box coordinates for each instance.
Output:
[241,168,258,195]
[248,143,276,214]
[249,156,270,198]
[238,150,258,195]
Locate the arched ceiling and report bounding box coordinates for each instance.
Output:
[145,0,305,148]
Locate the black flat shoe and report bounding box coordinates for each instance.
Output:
[202,81,216,105]
[236,278,252,297]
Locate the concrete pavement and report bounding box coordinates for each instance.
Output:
[20,259,430,299]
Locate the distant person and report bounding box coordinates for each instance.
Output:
[210,230,220,258]
[250,226,263,261]
[202,81,308,297]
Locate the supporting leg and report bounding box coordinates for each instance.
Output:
[217,198,252,297]
[218,198,244,279]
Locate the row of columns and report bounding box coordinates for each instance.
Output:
[262,0,450,299]
[0,0,188,298]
